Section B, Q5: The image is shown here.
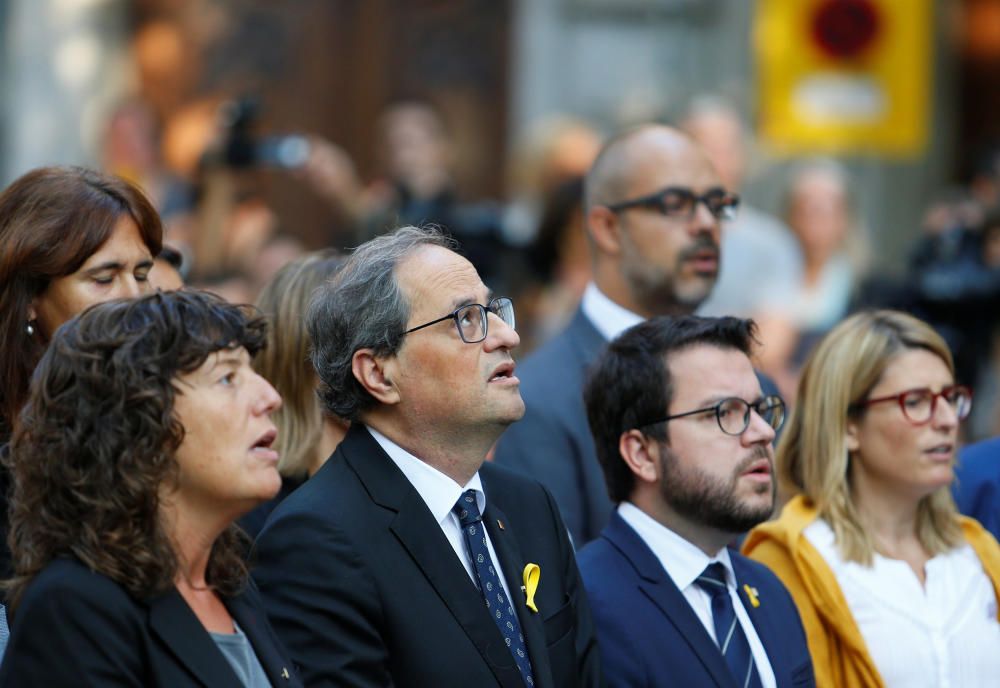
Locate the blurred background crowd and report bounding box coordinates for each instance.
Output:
[4,0,1000,438]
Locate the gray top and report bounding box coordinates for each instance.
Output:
[209,621,271,687]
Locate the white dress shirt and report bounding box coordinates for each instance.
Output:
[368,427,515,605]
[580,282,643,342]
[804,518,1000,688]
[618,502,777,688]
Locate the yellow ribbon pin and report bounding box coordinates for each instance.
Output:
[523,563,540,613]
[743,584,760,608]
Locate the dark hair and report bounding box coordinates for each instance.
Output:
[308,225,453,421]
[0,166,163,440]
[158,244,185,271]
[584,315,756,503]
[5,290,266,613]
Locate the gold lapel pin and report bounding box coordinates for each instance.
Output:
[497,519,505,530]
[281,667,290,680]
[743,584,761,608]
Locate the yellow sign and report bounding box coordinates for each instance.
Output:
[755,0,932,157]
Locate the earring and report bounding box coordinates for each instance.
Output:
[25,320,35,336]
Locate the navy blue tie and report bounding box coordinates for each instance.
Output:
[695,563,763,688]
[453,490,535,687]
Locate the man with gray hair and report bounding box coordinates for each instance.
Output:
[252,226,601,688]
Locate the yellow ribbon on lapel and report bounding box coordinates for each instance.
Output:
[522,563,540,613]
[743,583,761,608]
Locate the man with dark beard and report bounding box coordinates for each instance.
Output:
[495,124,760,546]
[577,315,815,688]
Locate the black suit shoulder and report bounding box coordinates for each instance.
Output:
[252,447,399,687]
[2,557,302,688]
[1,558,150,686]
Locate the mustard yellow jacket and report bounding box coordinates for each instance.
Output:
[743,495,1000,688]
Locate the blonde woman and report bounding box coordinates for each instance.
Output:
[240,250,347,537]
[744,310,1000,688]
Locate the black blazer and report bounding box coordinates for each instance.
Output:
[252,423,603,688]
[0,557,301,687]
[578,512,815,688]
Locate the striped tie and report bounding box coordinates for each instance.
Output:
[695,563,763,688]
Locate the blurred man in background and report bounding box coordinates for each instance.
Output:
[495,124,748,545]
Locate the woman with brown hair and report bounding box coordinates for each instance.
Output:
[744,310,1000,687]
[0,165,163,443]
[0,290,301,687]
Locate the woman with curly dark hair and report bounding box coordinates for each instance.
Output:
[0,290,302,687]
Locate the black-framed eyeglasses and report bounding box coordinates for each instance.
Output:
[638,395,785,436]
[605,186,740,221]
[404,296,515,344]
[851,385,972,425]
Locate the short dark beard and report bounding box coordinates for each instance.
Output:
[659,444,775,535]
[620,233,718,317]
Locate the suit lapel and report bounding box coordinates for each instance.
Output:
[605,513,737,688]
[483,501,554,688]
[226,588,300,686]
[146,589,243,688]
[344,425,524,688]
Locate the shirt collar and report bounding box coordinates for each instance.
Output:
[367,426,486,523]
[580,282,644,342]
[617,501,735,590]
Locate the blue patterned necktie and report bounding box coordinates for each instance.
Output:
[695,562,763,688]
[453,489,535,687]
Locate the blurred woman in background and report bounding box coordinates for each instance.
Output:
[0,291,300,687]
[239,250,348,538]
[744,310,1000,687]
[757,160,867,393]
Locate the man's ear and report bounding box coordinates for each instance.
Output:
[587,205,624,257]
[351,348,400,406]
[619,429,661,485]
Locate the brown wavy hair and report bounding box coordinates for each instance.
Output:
[0,166,163,441]
[4,290,266,614]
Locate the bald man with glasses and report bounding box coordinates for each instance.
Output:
[495,124,779,547]
[578,315,814,688]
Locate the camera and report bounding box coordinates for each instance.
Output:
[217,97,310,169]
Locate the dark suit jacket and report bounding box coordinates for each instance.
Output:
[252,423,602,688]
[494,308,609,546]
[578,512,815,688]
[955,436,1000,541]
[494,308,782,547]
[0,557,301,687]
